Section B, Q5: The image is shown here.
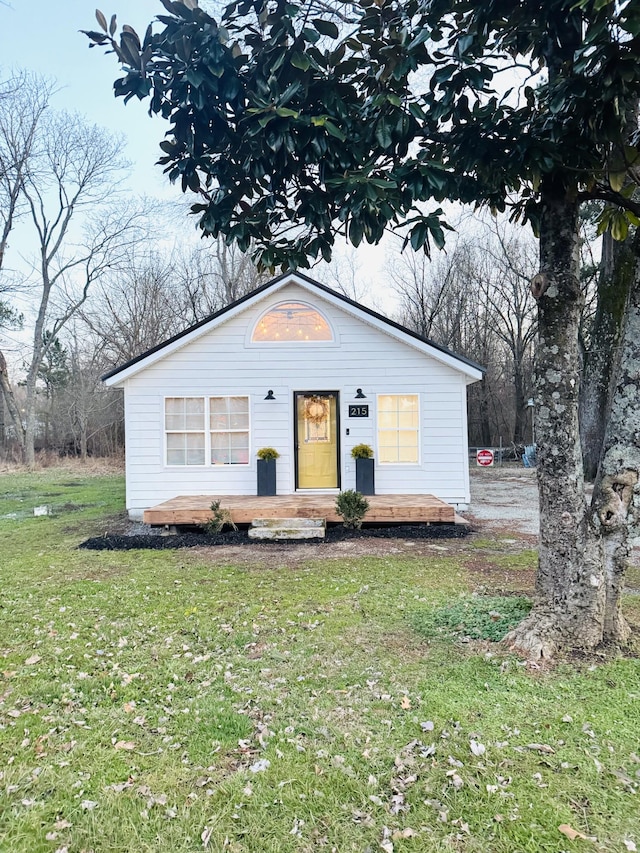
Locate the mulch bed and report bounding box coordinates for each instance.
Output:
[80,523,470,551]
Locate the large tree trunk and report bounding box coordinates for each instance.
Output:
[0,349,26,455]
[512,364,527,445]
[588,244,640,646]
[580,231,635,481]
[504,183,601,657]
[0,386,4,450]
[20,368,39,468]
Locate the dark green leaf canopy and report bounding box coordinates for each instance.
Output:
[84,0,640,269]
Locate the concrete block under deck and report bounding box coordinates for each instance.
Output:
[142,494,457,527]
[249,518,326,540]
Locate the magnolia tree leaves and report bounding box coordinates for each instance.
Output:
[84,0,640,269]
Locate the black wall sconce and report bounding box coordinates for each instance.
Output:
[355,388,366,398]
[264,390,276,400]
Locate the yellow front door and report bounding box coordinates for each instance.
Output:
[296,392,339,489]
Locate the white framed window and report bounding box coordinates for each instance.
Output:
[377,394,420,464]
[210,396,250,465]
[165,396,250,466]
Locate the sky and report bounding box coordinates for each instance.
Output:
[1,0,179,200]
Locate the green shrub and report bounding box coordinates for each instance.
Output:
[411,595,532,643]
[335,489,369,529]
[202,500,237,535]
[350,443,373,459]
[256,447,280,461]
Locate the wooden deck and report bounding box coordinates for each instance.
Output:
[143,494,456,526]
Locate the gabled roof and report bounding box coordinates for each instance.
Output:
[103,271,484,385]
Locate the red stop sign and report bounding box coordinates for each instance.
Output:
[477,449,494,467]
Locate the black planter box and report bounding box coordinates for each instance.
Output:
[355,457,375,495]
[257,458,277,496]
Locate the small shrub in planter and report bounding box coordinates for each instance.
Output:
[257,447,279,495]
[202,500,237,535]
[350,443,373,459]
[335,489,369,529]
[351,444,375,495]
[257,447,280,461]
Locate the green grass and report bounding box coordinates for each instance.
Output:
[1,468,639,852]
[411,595,533,642]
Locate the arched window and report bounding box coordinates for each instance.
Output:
[252,302,333,342]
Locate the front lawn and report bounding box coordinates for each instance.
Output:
[1,469,639,852]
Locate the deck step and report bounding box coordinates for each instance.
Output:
[248,517,326,540]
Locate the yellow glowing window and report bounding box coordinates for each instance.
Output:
[252,302,333,342]
[377,394,420,464]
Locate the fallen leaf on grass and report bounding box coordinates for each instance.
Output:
[392,828,416,840]
[25,655,41,666]
[527,743,555,754]
[623,841,637,852]
[106,778,134,793]
[380,826,394,853]
[400,696,412,710]
[558,824,597,842]
[610,768,636,789]
[470,740,486,757]
[114,740,136,751]
[201,826,214,848]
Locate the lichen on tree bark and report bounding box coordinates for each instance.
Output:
[505,194,640,658]
[580,232,636,481]
[588,245,640,646]
[505,183,594,658]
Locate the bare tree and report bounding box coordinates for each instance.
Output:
[314,247,371,302]
[478,221,538,444]
[0,72,54,271]
[173,238,267,326]
[386,247,459,339]
[0,72,52,450]
[0,95,145,465]
[82,237,267,371]
[81,252,181,366]
[387,220,538,446]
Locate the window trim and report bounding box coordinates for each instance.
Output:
[249,300,337,346]
[164,395,251,467]
[376,393,421,466]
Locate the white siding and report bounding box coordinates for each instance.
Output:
[121,283,473,514]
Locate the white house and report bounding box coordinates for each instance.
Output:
[103,272,483,519]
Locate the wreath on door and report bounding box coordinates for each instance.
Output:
[304,395,329,424]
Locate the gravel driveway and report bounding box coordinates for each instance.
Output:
[466,465,539,536]
[467,465,640,566]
